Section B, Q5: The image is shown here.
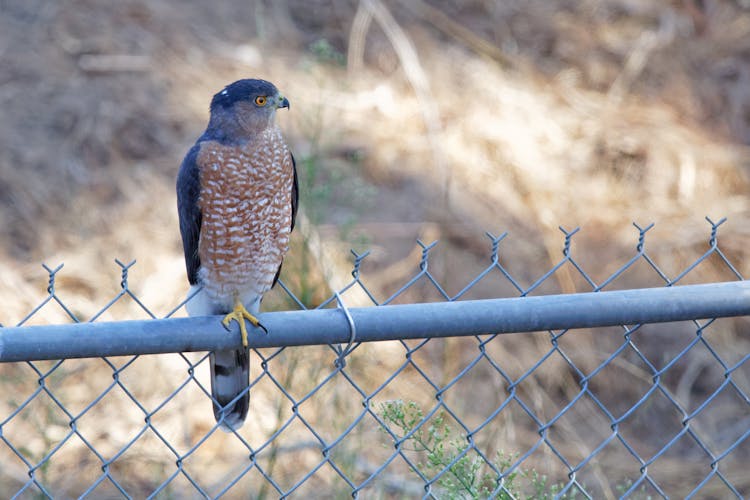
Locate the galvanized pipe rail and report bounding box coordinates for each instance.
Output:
[2,281,749,362]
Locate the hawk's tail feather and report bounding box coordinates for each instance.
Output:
[209,348,250,432]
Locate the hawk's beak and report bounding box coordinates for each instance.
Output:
[277,95,290,109]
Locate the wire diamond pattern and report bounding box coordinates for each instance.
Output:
[0,219,748,498]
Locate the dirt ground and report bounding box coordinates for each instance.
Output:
[1,0,750,497]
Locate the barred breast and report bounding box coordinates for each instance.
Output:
[196,127,294,306]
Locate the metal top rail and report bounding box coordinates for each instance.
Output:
[2,280,749,362]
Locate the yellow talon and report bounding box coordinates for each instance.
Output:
[221,297,267,347]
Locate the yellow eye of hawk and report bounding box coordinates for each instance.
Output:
[254,96,267,106]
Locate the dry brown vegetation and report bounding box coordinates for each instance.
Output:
[1,0,750,497]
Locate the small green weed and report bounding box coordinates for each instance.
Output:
[309,39,346,67]
[379,400,576,499]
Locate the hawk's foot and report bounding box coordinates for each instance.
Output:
[221,300,268,347]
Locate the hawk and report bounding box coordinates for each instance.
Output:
[176,79,298,431]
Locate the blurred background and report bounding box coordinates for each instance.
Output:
[2,0,750,316]
[1,0,750,497]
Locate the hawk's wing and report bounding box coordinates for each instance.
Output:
[271,152,299,288]
[177,143,203,285]
[290,153,299,232]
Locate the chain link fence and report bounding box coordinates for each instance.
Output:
[1,219,749,498]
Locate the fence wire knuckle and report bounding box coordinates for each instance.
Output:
[1,222,749,498]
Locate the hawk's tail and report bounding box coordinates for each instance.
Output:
[209,348,250,432]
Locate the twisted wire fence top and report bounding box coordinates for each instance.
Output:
[0,219,748,499]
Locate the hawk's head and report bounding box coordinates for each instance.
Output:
[207,79,289,141]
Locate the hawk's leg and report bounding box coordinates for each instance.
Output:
[221,295,268,347]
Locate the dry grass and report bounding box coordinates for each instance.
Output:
[1,0,750,496]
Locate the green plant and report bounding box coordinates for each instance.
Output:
[378,400,574,499]
[380,400,506,498]
[309,39,346,67]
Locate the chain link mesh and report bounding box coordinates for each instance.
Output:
[1,219,748,498]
